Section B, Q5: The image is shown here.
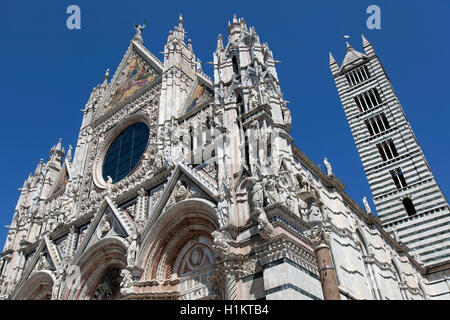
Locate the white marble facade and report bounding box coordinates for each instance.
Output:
[0,15,445,300]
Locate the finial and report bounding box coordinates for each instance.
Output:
[217,34,223,50]
[133,20,147,43]
[196,58,202,72]
[35,158,44,174]
[104,69,109,81]
[346,41,353,51]
[56,138,62,150]
[66,145,73,161]
[329,52,337,65]
[178,14,183,28]
[134,20,147,36]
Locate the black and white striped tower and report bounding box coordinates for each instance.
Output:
[330,36,450,268]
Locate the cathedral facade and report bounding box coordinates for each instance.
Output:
[0,15,446,300]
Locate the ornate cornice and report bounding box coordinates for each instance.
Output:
[255,233,317,275]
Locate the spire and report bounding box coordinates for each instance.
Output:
[56,138,63,152]
[329,52,339,76]
[178,13,183,28]
[329,52,337,65]
[34,159,44,175]
[217,34,224,51]
[361,34,375,56]
[66,145,73,162]
[228,14,242,43]
[48,138,65,167]
[196,58,202,73]
[170,13,185,42]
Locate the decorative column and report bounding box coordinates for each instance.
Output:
[308,224,340,300]
[211,255,243,300]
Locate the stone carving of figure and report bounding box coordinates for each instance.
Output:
[281,105,291,127]
[211,230,230,256]
[286,192,296,213]
[324,157,332,176]
[52,269,64,300]
[120,269,133,292]
[174,181,188,202]
[38,252,50,271]
[363,196,372,214]
[134,21,147,37]
[248,88,259,110]
[250,178,264,210]
[99,215,111,238]
[255,207,273,239]
[263,176,279,205]
[308,201,323,224]
[276,175,290,204]
[217,199,229,228]
[127,232,138,267]
[106,176,113,194]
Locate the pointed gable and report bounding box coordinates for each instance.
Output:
[49,163,70,198]
[95,40,163,118]
[184,76,214,113]
[72,196,135,261]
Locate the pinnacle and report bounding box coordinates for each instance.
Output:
[329,52,337,65]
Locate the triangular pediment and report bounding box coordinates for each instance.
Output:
[147,163,219,228]
[183,76,214,114]
[72,196,136,261]
[19,235,63,285]
[95,40,163,118]
[48,162,70,199]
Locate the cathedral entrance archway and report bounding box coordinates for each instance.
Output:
[139,199,221,299]
[63,237,127,300]
[13,271,54,300]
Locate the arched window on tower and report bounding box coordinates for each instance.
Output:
[267,133,272,162]
[232,56,239,75]
[403,198,417,216]
[236,94,245,116]
[243,126,250,165]
[189,126,195,164]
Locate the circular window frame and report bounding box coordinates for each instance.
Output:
[93,113,151,190]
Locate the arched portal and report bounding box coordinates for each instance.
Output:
[62,237,127,300]
[139,199,220,299]
[13,271,54,300]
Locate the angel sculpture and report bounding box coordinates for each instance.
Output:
[134,20,147,36]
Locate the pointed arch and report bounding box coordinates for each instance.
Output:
[138,199,219,282]
[61,237,127,300]
[13,271,54,300]
[391,257,408,300]
[355,227,381,300]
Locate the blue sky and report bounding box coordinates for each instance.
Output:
[0,1,449,249]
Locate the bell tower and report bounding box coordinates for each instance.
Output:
[330,36,450,267]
